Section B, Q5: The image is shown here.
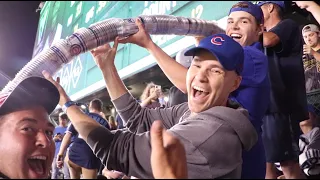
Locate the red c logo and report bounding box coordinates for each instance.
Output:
[211,36,225,45]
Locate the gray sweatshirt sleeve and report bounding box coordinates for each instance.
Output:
[86,126,154,179]
[112,92,189,132]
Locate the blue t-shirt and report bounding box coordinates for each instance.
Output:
[230,42,270,132]
[229,42,270,179]
[53,126,68,156]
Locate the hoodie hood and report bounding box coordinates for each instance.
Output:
[181,100,258,151]
[211,100,258,151]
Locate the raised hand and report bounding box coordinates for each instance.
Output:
[150,121,188,179]
[90,37,119,71]
[118,19,155,49]
[42,70,70,107]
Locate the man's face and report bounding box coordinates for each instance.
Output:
[226,11,263,47]
[59,116,67,126]
[186,50,241,113]
[303,31,320,48]
[0,106,55,179]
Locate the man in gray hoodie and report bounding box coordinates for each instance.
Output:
[44,33,258,179]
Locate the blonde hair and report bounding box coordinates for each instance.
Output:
[140,82,157,101]
[108,116,117,129]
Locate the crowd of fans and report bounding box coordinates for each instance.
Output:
[1,1,320,179]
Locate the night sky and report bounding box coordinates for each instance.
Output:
[0,1,41,89]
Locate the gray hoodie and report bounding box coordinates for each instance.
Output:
[86,93,257,179]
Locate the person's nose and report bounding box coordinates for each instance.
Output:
[35,131,51,148]
[195,68,209,83]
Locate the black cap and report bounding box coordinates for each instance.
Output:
[0,77,60,116]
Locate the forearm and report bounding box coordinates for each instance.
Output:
[146,42,188,93]
[66,105,102,141]
[58,133,71,156]
[140,97,152,108]
[113,93,183,132]
[87,126,115,167]
[263,32,280,48]
[113,93,154,132]
[101,64,128,101]
[308,3,320,24]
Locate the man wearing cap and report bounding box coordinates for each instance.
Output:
[302,24,320,75]
[258,1,308,179]
[0,77,60,178]
[226,2,270,178]
[44,34,258,179]
[124,1,270,178]
[302,24,320,117]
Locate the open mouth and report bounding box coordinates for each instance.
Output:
[192,85,209,99]
[27,156,47,176]
[230,33,242,40]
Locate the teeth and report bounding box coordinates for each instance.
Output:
[30,156,47,160]
[230,33,242,38]
[193,86,206,92]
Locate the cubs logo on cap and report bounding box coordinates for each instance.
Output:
[211,36,225,46]
[184,34,244,75]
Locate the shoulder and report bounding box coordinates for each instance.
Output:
[243,45,267,62]
[309,127,320,138]
[277,19,298,28]
[270,19,299,36]
[88,112,103,119]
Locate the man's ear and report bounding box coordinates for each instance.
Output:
[231,75,242,93]
[257,23,265,36]
[268,3,275,13]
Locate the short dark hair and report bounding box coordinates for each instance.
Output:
[231,2,262,25]
[90,99,103,112]
[59,113,68,120]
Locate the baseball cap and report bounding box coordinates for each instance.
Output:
[176,47,193,68]
[0,77,60,116]
[257,1,285,10]
[184,34,244,74]
[302,24,320,35]
[229,1,264,24]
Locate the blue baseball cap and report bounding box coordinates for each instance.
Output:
[184,34,244,75]
[257,1,285,10]
[229,1,264,24]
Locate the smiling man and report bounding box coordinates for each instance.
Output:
[0,77,60,179]
[127,1,269,178]
[44,34,258,179]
